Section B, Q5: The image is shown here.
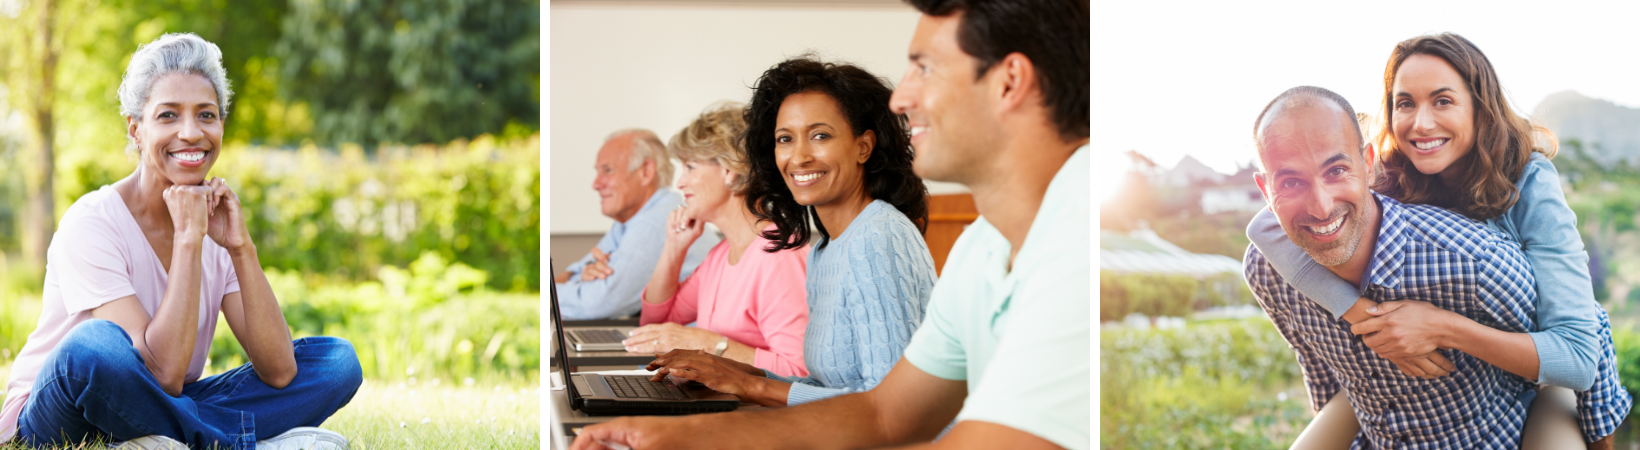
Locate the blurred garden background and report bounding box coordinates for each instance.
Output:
[0,0,539,447]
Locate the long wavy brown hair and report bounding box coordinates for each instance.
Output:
[1371,33,1556,221]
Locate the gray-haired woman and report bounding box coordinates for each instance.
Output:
[0,33,361,450]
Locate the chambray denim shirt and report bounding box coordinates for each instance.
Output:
[557,189,719,320]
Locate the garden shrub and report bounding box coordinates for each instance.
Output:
[58,134,540,292]
[1100,271,1202,321]
[1102,318,1307,449]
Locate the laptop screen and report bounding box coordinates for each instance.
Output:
[549,260,582,404]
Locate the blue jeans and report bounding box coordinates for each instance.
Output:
[17,319,363,450]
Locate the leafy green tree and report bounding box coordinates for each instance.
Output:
[1,0,299,264]
[275,0,540,147]
[0,0,60,266]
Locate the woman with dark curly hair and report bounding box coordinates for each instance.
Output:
[645,56,937,407]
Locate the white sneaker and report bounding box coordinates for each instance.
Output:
[109,435,187,450]
[256,427,348,450]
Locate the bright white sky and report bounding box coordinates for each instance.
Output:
[1093,0,1640,199]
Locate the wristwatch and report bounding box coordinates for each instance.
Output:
[713,337,729,357]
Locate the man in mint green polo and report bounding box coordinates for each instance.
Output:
[570,0,1089,449]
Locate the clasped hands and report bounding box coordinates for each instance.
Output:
[163,177,250,251]
[1344,298,1461,379]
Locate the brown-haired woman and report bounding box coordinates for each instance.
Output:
[1248,33,1627,449]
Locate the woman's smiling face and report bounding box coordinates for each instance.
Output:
[774,91,874,207]
[1391,53,1475,183]
[131,73,223,187]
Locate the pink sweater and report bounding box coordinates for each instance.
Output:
[642,234,810,377]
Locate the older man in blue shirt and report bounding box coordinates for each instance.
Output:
[554,129,718,320]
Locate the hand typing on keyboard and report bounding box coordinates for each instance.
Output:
[665,374,706,389]
[608,376,691,399]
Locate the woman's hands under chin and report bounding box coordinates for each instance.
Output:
[162,184,214,241]
[203,177,252,252]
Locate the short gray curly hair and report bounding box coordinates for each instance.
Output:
[118,32,233,155]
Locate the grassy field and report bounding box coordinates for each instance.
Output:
[0,364,539,450]
[322,377,539,450]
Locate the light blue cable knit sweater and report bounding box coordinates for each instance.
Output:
[765,199,937,405]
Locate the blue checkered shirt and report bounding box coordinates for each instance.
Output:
[1245,193,1631,448]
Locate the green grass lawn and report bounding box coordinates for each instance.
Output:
[0,365,538,450]
[327,377,539,450]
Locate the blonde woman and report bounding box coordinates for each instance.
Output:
[627,102,812,377]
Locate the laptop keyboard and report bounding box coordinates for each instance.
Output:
[571,329,627,344]
[607,375,691,399]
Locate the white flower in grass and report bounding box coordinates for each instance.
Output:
[464,377,475,386]
[399,421,407,428]
[421,417,431,424]
[489,417,496,423]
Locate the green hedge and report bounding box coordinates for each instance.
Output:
[1612,327,1640,426]
[55,134,540,292]
[1,252,537,382]
[1105,319,1640,448]
[206,252,538,381]
[1101,318,1307,449]
[1100,271,1256,322]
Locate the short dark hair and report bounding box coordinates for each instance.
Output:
[742,56,930,252]
[906,0,1088,141]
[1253,86,1364,155]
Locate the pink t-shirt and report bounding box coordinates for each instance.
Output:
[641,233,810,377]
[1,185,239,442]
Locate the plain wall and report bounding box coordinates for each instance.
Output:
[549,2,968,235]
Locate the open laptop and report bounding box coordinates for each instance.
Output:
[565,325,631,352]
[552,260,741,415]
[556,267,635,351]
